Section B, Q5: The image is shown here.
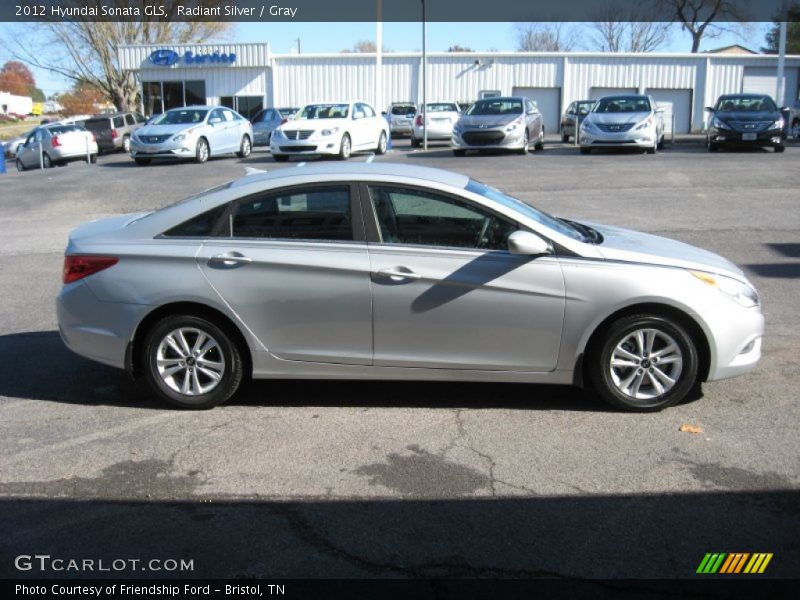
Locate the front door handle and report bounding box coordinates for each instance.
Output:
[376,267,421,282]
[209,252,253,266]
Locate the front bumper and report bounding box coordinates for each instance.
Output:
[702,302,765,382]
[708,128,785,147]
[130,137,196,159]
[451,127,525,150]
[579,127,655,149]
[269,134,342,155]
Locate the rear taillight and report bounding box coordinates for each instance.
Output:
[51,136,61,148]
[111,130,118,139]
[63,255,118,284]
[415,115,424,126]
[91,133,97,142]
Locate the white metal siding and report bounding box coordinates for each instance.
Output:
[742,67,799,105]
[590,87,637,99]
[512,87,561,133]
[647,89,693,134]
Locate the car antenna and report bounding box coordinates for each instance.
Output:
[365,153,375,163]
[244,167,266,176]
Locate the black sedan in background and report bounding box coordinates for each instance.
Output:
[706,94,786,153]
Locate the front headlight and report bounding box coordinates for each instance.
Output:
[770,118,785,130]
[691,271,760,308]
[711,117,730,130]
[581,119,596,132]
[320,127,339,136]
[634,117,654,131]
[505,117,523,132]
[172,133,186,142]
[453,122,463,133]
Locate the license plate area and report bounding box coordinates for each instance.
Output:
[742,133,757,141]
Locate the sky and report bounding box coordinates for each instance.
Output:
[0,21,771,97]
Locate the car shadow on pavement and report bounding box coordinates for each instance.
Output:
[0,486,798,581]
[0,330,621,412]
[743,263,800,279]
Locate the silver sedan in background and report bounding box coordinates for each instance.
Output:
[130,106,253,165]
[411,102,460,147]
[15,123,98,170]
[579,95,665,154]
[57,163,762,412]
[451,96,544,155]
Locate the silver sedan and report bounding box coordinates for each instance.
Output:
[451,96,544,155]
[57,163,763,411]
[579,95,665,154]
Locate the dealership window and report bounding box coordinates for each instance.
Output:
[220,96,235,110]
[236,96,264,120]
[141,80,207,116]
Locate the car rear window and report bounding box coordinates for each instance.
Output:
[163,204,228,237]
[84,119,110,132]
[48,125,82,134]
[391,105,416,115]
[425,103,458,113]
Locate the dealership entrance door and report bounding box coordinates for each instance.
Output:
[221,96,264,120]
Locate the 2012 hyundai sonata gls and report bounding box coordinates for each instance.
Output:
[57,163,763,411]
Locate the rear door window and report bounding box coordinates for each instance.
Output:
[113,116,125,128]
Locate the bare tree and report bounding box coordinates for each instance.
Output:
[589,1,673,52]
[3,1,231,111]
[447,45,474,52]
[341,41,390,53]
[668,0,746,52]
[515,23,578,52]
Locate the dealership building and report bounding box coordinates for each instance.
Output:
[118,42,800,134]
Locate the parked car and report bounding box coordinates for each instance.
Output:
[788,97,800,139]
[15,123,98,170]
[579,95,665,154]
[83,112,146,154]
[3,127,37,158]
[451,96,544,156]
[129,106,253,165]
[411,102,460,147]
[57,162,763,411]
[250,107,300,146]
[560,100,596,142]
[386,102,417,137]
[705,94,787,153]
[270,101,389,161]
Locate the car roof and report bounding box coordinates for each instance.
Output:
[230,162,469,190]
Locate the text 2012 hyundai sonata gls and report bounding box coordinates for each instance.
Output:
[57,163,763,411]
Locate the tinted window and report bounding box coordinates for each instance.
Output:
[163,204,228,237]
[424,103,458,113]
[230,186,352,241]
[47,125,82,135]
[595,97,651,113]
[113,116,125,128]
[125,114,136,126]
[391,104,416,115]
[184,80,206,106]
[716,95,777,112]
[154,109,208,125]
[84,118,110,132]
[369,186,517,250]
[467,99,523,116]
[300,104,349,119]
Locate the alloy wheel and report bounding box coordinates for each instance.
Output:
[155,327,226,396]
[608,328,683,400]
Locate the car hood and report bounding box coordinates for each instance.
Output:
[135,123,200,136]
[582,220,746,280]
[714,110,780,122]
[587,112,650,126]
[282,118,347,130]
[458,114,520,128]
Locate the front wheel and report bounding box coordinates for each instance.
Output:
[237,135,251,158]
[195,138,209,163]
[534,127,544,151]
[517,130,529,155]
[707,138,718,152]
[774,144,786,153]
[376,131,388,155]
[42,153,52,168]
[338,133,351,160]
[122,136,131,153]
[588,315,699,412]
[142,315,244,409]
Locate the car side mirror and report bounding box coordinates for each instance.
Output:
[704,106,714,112]
[507,231,551,256]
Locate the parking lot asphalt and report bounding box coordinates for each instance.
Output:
[1,137,799,579]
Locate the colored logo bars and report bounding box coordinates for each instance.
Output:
[696,553,773,574]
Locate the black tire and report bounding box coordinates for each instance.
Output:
[707,139,718,152]
[134,157,151,165]
[534,127,545,151]
[88,154,97,164]
[588,314,699,412]
[580,147,591,155]
[774,145,786,153]
[42,153,52,168]
[657,135,665,150]
[411,136,421,148]
[273,154,289,162]
[237,134,252,158]
[15,159,24,172]
[561,132,570,143]
[142,314,244,409]
[376,131,388,155]
[338,133,352,160]
[195,137,209,163]
[452,149,466,157]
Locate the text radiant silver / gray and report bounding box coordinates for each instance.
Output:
[57,163,763,410]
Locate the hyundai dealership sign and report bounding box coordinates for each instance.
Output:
[148,49,237,66]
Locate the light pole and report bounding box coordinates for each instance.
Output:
[421,0,427,150]
[376,0,383,113]
[776,1,788,107]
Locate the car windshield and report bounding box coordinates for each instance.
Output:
[576,101,595,115]
[153,109,208,125]
[466,99,523,116]
[299,104,349,119]
[391,104,416,115]
[466,180,587,242]
[279,108,298,118]
[424,103,458,113]
[716,96,777,112]
[595,97,651,113]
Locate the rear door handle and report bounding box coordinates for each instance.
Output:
[209,253,253,266]
[376,267,421,282]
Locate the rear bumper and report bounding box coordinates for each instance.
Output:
[412,124,452,140]
[51,146,99,161]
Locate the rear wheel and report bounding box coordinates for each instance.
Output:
[195,138,209,163]
[122,135,131,153]
[142,315,244,409]
[237,134,251,158]
[376,131,388,154]
[42,153,52,168]
[588,314,699,412]
[15,159,24,171]
[134,157,151,165]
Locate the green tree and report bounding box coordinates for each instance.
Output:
[761,3,800,54]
